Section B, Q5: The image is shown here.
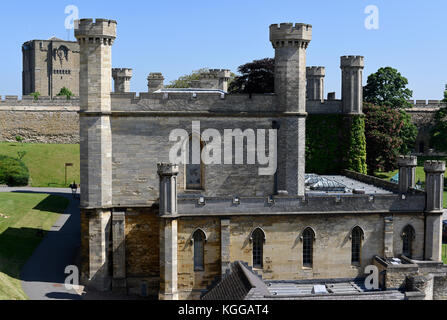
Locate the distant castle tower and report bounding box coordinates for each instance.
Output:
[147,73,165,93]
[306,66,325,102]
[22,38,80,97]
[198,69,231,92]
[341,56,364,114]
[112,68,132,93]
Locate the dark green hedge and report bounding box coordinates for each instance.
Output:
[0,155,30,186]
[306,114,367,175]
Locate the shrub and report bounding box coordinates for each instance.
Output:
[0,155,30,186]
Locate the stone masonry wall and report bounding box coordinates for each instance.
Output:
[0,98,80,144]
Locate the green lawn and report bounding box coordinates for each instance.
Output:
[375,156,447,209]
[0,143,80,188]
[443,244,447,265]
[0,192,69,300]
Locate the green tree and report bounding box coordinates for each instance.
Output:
[364,103,405,174]
[364,67,417,156]
[430,90,447,152]
[166,68,209,88]
[364,67,413,109]
[228,58,274,94]
[57,87,74,100]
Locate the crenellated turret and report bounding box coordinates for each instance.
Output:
[341,56,364,114]
[306,66,325,102]
[112,68,132,93]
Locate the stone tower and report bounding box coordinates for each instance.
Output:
[270,23,312,196]
[157,163,180,300]
[424,160,445,261]
[148,73,164,93]
[22,38,80,97]
[112,68,132,93]
[341,56,364,114]
[199,69,231,92]
[75,18,117,291]
[306,66,325,102]
[397,155,417,194]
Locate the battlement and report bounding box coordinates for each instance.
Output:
[424,160,446,173]
[200,69,231,80]
[74,18,117,42]
[407,100,445,108]
[269,23,312,46]
[306,66,325,77]
[0,95,79,106]
[112,68,133,78]
[148,73,164,80]
[398,155,418,167]
[340,56,364,68]
[157,163,179,176]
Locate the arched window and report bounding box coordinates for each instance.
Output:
[186,135,204,190]
[351,226,364,265]
[302,228,315,268]
[402,225,415,259]
[193,229,206,271]
[251,228,265,269]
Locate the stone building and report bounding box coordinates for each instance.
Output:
[77,19,447,300]
[22,38,80,97]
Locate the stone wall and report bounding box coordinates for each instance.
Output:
[112,211,427,298]
[0,97,80,144]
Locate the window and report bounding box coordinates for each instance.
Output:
[193,229,206,271]
[351,227,364,265]
[302,228,315,268]
[186,136,204,190]
[252,228,265,269]
[402,225,415,259]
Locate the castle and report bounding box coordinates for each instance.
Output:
[72,19,446,300]
[22,38,80,97]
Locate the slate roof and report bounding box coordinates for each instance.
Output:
[201,261,269,300]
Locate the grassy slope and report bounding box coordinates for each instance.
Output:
[0,193,69,300]
[0,143,80,188]
[375,156,447,209]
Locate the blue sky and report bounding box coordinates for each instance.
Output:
[1,0,446,99]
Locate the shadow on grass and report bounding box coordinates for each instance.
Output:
[33,194,69,214]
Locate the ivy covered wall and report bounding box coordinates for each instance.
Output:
[306,114,367,175]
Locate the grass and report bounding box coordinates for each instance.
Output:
[375,156,447,209]
[443,244,447,265]
[0,143,80,188]
[0,192,69,300]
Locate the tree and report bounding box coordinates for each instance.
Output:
[57,87,74,100]
[166,68,209,88]
[364,103,405,174]
[364,67,413,109]
[364,67,417,156]
[228,58,274,94]
[430,90,447,152]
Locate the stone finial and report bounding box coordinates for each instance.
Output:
[398,156,417,194]
[397,155,418,167]
[424,160,446,173]
[269,23,312,47]
[157,163,179,176]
